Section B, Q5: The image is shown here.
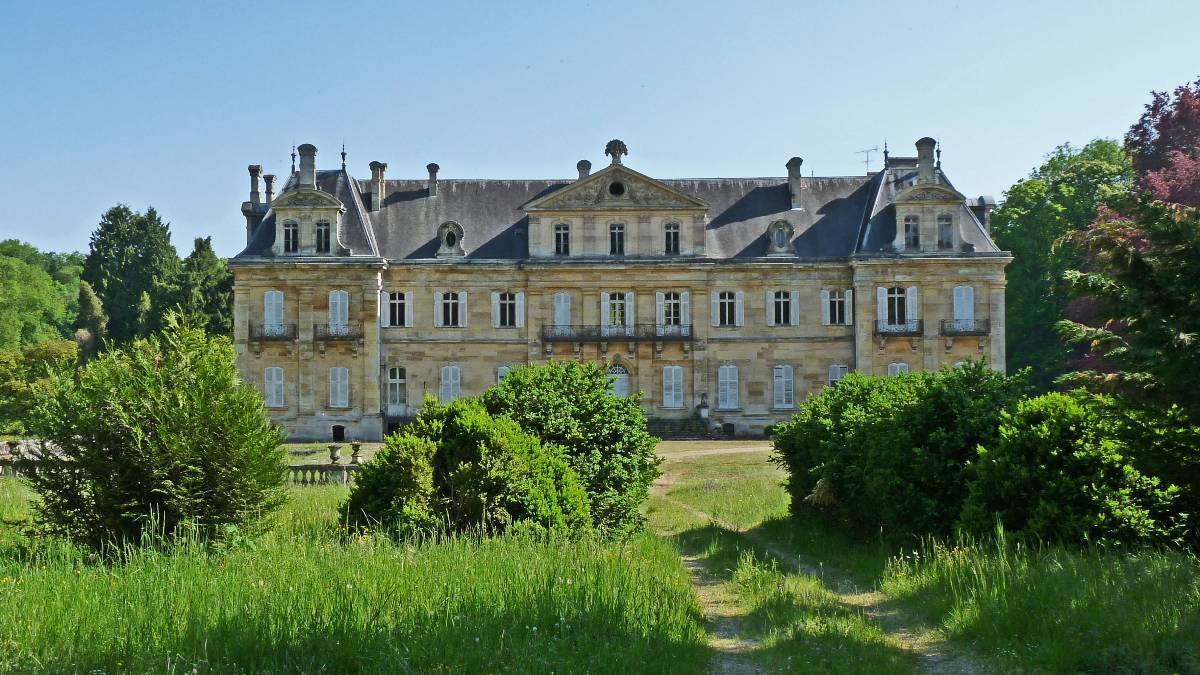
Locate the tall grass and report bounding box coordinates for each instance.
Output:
[882,530,1200,672]
[0,483,708,673]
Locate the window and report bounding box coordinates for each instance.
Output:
[329,367,349,408]
[497,365,512,384]
[774,227,788,248]
[609,365,630,397]
[315,220,331,253]
[828,364,850,386]
[937,214,953,249]
[888,362,909,377]
[822,289,853,326]
[714,291,743,327]
[773,364,794,409]
[437,291,464,328]
[554,224,570,256]
[328,290,349,333]
[952,285,975,331]
[602,292,633,336]
[263,290,284,334]
[387,367,407,408]
[439,365,461,403]
[492,291,523,328]
[771,290,793,326]
[387,291,408,328]
[656,291,690,336]
[283,221,299,253]
[264,367,284,407]
[608,181,625,197]
[717,364,739,409]
[662,365,684,408]
[903,215,920,249]
[552,292,571,335]
[886,287,907,326]
[609,223,625,255]
[664,223,680,255]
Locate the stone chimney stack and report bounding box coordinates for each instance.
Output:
[264,174,276,204]
[297,143,317,188]
[577,159,592,179]
[786,157,804,209]
[248,165,263,204]
[427,162,440,197]
[369,161,387,211]
[916,137,937,184]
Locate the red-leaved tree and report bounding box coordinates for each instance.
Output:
[1125,77,1200,206]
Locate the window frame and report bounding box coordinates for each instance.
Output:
[497,292,518,328]
[388,291,407,328]
[828,290,846,326]
[264,366,285,408]
[772,290,791,326]
[887,362,910,377]
[664,222,681,255]
[662,365,684,408]
[328,366,350,408]
[827,364,850,387]
[440,291,462,328]
[886,287,907,326]
[283,221,299,253]
[717,364,739,410]
[772,364,794,409]
[439,365,461,403]
[315,220,331,253]
[717,291,737,327]
[609,223,626,256]
[903,214,920,249]
[937,213,954,249]
[387,366,407,407]
[554,223,570,256]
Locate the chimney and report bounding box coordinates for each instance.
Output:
[248,165,263,204]
[264,174,276,204]
[975,196,996,232]
[369,161,387,211]
[786,157,804,209]
[916,137,936,184]
[297,143,317,188]
[426,162,439,197]
[577,159,592,179]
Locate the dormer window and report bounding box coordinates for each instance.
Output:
[283,221,299,253]
[904,215,920,249]
[554,224,570,256]
[664,222,680,255]
[937,213,954,249]
[436,221,466,258]
[315,221,331,253]
[766,220,794,255]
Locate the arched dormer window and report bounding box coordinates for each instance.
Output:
[903,215,920,249]
[283,221,299,254]
[767,220,794,256]
[436,221,465,258]
[937,213,954,250]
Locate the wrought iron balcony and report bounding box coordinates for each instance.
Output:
[874,319,923,337]
[940,318,990,336]
[250,323,297,340]
[314,322,364,340]
[541,324,694,342]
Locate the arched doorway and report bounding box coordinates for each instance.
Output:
[609,365,630,398]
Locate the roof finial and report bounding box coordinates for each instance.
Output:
[290,144,297,174]
[882,139,889,166]
[604,139,629,165]
[935,138,942,170]
[341,143,347,169]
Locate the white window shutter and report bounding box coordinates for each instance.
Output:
[655,292,665,329]
[876,287,887,324]
[662,367,671,407]
[828,364,839,384]
[491,292,500,328]
[439,366,450,403]
[681,291,690,327]
[600,292,610,330]
[380,290,389,327]
[711,292,719,327]
[845,289,854,325]
[905,286,918,321]
[625,291,635,334]
[451,366,461,398]
[735,291,745,327]
[766,290,776,326]
[516,292,525,328]
[434,292,443,328]
[404,291,414,327]
[820,289,830,325]
[730,366,739,408]
[460,292,468,327]
[790,290,799,326]
[954,286,974,322]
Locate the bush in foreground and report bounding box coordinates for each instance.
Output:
[25,315,286,550]
[345,398,591,535]
[481,361,660,534]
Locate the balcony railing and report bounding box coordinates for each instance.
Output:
[874,319,923,337]
[251,323,297,340]
[541,324,694,342]
[940,318,990,336]
[314,322,364,340]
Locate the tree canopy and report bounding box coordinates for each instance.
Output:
[174,237,233,336]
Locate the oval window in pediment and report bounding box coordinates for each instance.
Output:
[608,181,626,197]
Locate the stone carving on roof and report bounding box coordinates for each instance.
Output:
[605,139,629,165]
[271,188,345,210]
[525,166,707,212]
[894,184,964,204]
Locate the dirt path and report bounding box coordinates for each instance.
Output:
[679,554,763,675]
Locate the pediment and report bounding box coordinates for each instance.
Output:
[894,184,965,204]
[525,164,708,211]
[271,188,345,210]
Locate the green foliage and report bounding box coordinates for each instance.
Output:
[961,392,1184,546]
[0,256,69,350]
[73,279,107,358]
[771,362,1025,539]
[24,315,286,551]
[346,398,591,535]
[174,237,233,336]
[0,239,83,332]
[990,140,1134,391]
[81,204,180,344]
[481,361,661,534]
[0,339,78,435]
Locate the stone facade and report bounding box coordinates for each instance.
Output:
[231,138,1010,440]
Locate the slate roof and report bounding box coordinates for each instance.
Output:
[857,168,1003,255]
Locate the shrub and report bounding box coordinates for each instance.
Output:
[481,361,660,534]
[960,392,1184,546]
[25,315,286,550]
[771,361,1025,538]
[345,398,591,535]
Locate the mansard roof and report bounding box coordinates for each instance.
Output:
[238,170,378,258]
[856,167,1003,255]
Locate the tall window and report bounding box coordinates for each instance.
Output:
[937,214,953,249]
[663,292,681,326]
[328,290,349,332]
[609,223,625,255]
[772,290,792,326]
[264,367,284,407]
[263,290,284,334]
[828,364,850,387]
[718,364,739,409]
[554,224,570,256]
[662,365,684,408]
[387,367,407,408]
[952,285,975,330]
[886,287,907,326]
[315,220,331,253]
[827,290,847,325]
[439,365,461,403]
[283,221,299,253]
[607,293,626,328]
[888,362,909,377]
[716,291,739,327]
[664,222,680,255]
[903,215,920,249]
[773,364,794,409]
[388,291,407,327]
[497,365,512,384]
[329,367,349,408]
[438,292,463,328]
[609,365,630,397]
[496,292,518,328]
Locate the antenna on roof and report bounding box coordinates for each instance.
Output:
[855,146,881,174]
[341,143,347,169]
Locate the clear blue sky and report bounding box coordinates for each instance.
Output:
[3,0,1198,257]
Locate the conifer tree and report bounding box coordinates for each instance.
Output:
[175,237,233,336]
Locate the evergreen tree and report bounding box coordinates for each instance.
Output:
[175,237,233,336]
[81,205,180,344]
[74,280,108,357]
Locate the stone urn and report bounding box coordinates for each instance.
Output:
[350,442,363,465]
[328,444,342,464]
[697,393,710,420]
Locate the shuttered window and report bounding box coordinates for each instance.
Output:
[662,366,684,408]
[773,364,794,409]
[329,367,349,408]
[718,364,739,409]
[264,367,284,407]
[439,365,461,403]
